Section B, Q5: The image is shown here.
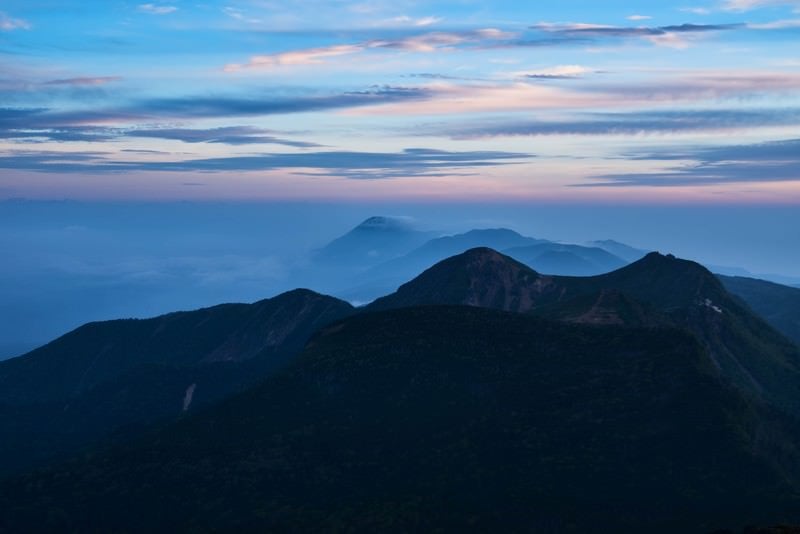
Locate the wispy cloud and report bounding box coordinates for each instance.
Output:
[222,7,262,24]
[681,7,712,15]
[0,12,31,31]
[0,148,532,179]
[350,71,800,116]
[385,15,443,27]
[516,65,598,79]
[531,21,742,48]
[137,4,178,15]
[43,77,122,86]
[627,15,653,21]
[127,126,322,147]
[748,18,800,28]
[723,0,800,11]
[0,86,434,143]
[225,29,516,71]
[584,138,800,187]
[441,108,800,138]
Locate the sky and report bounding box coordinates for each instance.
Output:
[2,1,800,358]
[0,0,799,201]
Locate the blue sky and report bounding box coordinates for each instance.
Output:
[1,0,800,201]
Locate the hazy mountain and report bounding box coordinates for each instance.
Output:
[505,243,626,275]
[719,275,800,346]
[589,239,650,262]
[341,228,630,302]
[0,289,353,475]
[712,266,800,289]
[312,216,434,267]
[2,305,798,532]
[369,248,800,418]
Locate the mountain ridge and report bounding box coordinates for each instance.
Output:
[3,305,799,532]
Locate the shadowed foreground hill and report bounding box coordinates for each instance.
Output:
[0,289,353,475]
[369,248,800,419]
[2,306,799,533]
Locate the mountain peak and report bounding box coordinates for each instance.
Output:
[598,251,728,311]
[313,216,430,265]
[367,247,554,313]
[354,216,414,232]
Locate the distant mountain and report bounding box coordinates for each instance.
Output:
[712,265,800,288]
[589,239,650,262]
[719,275,800,346]
[344,229,631,302]
[369,248,800,418]
[313,216,433,267]
[3,306,799,532]
[0,289,353,475]
[505,243,626,275]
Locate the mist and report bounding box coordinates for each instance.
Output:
[2,199,798,360]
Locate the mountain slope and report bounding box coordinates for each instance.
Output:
[2,306,798,532]
[719,275,800,346]
[368,249,800,418]
[0,289,354,475]
[367,248,552,313]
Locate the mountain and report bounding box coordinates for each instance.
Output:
[0,289,353,475]
[369,248,800,418]
[505,242,626,275]
[335,228,546,302]
[2,305,799,532]
[719,275,800,346]
[367,247,549,313]
[313,216,433,266]
[589,239,650,262]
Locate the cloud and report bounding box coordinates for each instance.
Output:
[627,15,653,21]
[225,44,363,70]
[531,21,742,48]
[225,29,516,71]
[349,71,800,116]
[517,65,597,79]
[0,148,531,179]
[583,138,800,187]
[681,7,712,15]
[748,18,800,28]
[0,12,30,31]
[0,86,432,142]
[386,16,443,27]
[441,108,800,139]
[723,0,800,11]
[579,71,800,100]
[137,4,178,15]
[222,7,262,24]
[43,77,122,86]
[127,126,322,147]
[532,21,742,36]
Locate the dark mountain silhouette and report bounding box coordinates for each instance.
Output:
[0,289,353,475]
[719,275,800,346]
[2,306,799,532]
[368,248,800,418]
[367,247,550,313]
